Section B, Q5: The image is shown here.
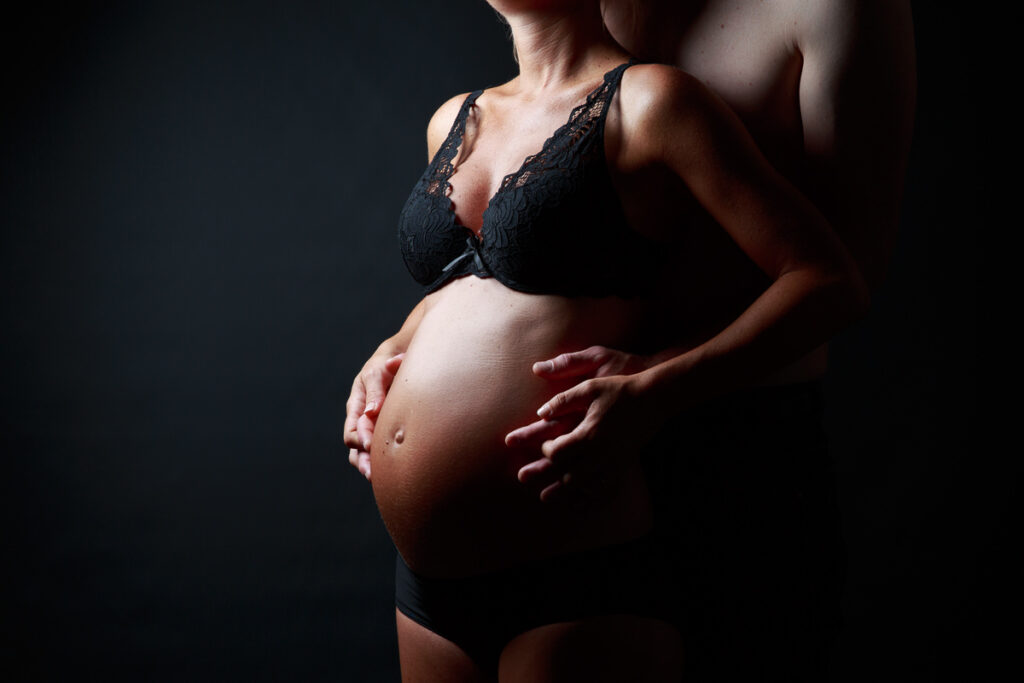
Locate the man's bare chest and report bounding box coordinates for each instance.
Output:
[674,3,804,162]
[608,0,806,167]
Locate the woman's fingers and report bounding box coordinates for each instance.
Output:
[351,354,403,453]
[362,366,391,418]
[357,451,372,480]
[537,381,595,419]
[505,415,572,447]
[343,378,366,451]
[383,352,405,375]
[541,418,594,461]
[538,469,603,504]
[355,412,376,453]
[349,448,372,479]
[517,455,556,483]
[519,458,574,502]
[532,346,609,379]
[539,478,566,502]
[521,455,607,503]
[345,352,405,475]
[363,354,403,419]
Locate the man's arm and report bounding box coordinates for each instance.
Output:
[795,0,917,291]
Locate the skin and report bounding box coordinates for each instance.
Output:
[347,0,915,490]
[344,0,892,678]
[515,0,916,498]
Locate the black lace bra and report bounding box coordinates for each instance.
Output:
[398,59,661,298]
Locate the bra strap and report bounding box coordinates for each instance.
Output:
[594,58,638,130]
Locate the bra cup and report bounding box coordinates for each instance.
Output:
[398,190,468,287]
[483,166,618,296]
[397,59,662,298]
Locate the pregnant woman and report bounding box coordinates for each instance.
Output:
[346,1,868,680]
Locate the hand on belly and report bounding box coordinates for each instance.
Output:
[507,344,659,503]
[368,337,653,577]
[366,282,656,577]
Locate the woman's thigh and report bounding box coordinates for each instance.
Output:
[498,615,684,683]
[395,609,493,683]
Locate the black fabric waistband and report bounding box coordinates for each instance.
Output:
[394,534,683,669]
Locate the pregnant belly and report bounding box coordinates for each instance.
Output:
[370,282,653,578]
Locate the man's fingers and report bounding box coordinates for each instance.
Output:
[532,346,608,379]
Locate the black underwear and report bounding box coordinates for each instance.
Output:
[394,381,842,680]
[394,535,682,671]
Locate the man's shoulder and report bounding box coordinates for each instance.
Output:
[783,0,912,52]
[769,0,858,44]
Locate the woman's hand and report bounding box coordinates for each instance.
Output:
[505,346,657,502]
[530,344,651,380]
[344,352,404,480]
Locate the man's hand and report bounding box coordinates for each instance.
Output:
[344,353,404,480]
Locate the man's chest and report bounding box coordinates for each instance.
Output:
[672,1,805,161]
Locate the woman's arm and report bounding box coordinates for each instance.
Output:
[509,65,869,499]
[345,92,469,478]
[619,64,870,416]
[344,298,428,479]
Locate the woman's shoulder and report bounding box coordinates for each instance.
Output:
[616,62,738,164]
[619,62,719,123]
[425,91,476,160]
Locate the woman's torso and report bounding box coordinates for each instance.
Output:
[373,55,789,578]
[376,58,677,578]
[371,280,657,578]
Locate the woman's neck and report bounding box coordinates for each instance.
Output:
[497,2,625,95]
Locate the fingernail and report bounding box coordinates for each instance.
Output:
[537,404,551,418]
[363,401,377,414]
[534,361,554,373]
[362,438,371,451]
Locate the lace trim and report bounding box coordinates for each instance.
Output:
[429,59,633,208]
[423,90,481,200]
[398,59,648,297]
[499,60,630,193]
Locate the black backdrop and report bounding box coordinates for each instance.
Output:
[1,2,990,681]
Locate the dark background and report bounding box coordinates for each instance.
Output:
[1,1,991,681]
